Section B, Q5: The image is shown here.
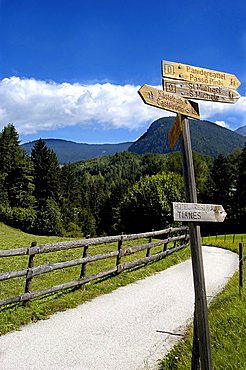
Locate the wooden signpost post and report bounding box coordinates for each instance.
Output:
[138,59,241,370]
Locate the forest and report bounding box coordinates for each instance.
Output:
[0,123,245,237]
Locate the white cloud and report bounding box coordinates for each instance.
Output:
[0,77,166,135]
[214,120,230,129]
[0,76,245,135]
[199,95,246,124]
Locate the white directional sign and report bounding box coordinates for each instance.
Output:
[172,202,227,222]
[162,78,240,104]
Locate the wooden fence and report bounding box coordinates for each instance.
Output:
[0,226,189,307]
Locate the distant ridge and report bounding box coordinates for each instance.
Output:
[128,117,246,158]
[22,139,132,164]
[22,118,246,164]
[235,125,246,137]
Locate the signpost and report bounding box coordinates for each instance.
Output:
[173,202,227,223]
[162,60,241,89]
[138,84,200,119]
[162,78,240,103]
[179,116,212,370]
[138,59,240,370]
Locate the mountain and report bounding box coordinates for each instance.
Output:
[235,125,246,137]
[22,139,132,164]
[22,119,245,164]
[128,117,246,158]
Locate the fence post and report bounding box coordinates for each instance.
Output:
[80,247,89,279]
[80,234,90,279]
[163,229,170,252]
[24,241,37,300]
[224,233,227,242]
[116,233,124,273]
[185,227,189,244]
[146,229,154,257]
[239,243,244,295]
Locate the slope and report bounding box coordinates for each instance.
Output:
[128,117,246,158]
[235,125,246,137]
[22,139,132,163]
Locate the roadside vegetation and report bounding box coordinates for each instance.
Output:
[160,234,246,370]
[0,123,245,238]
[0,123,245,367]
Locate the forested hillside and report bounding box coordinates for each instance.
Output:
[129,117,246,157]
[22,118,246,164]
[235,125,246,137]
[22,139,132,163]
[0,124,245,237]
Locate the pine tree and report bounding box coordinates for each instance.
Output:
[31,139,60,206]
[235,144,246,229]
[210,154,234,207]
[60,163,81,226]
[0,124,34,207]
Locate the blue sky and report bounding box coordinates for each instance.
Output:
[0,0,245,143]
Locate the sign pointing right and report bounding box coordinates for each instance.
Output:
[162,60,241,89]
[172,202,227,223]
[162,78,241,104]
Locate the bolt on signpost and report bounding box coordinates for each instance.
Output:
[138,60,241,370]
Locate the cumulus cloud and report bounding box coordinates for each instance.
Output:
[0,76,245,135]
[214,120,230,129]
[0,77,166,135]
[199,96,246,123]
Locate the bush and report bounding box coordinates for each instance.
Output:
[63,222,82,238]
[0,205,37,232]
[12,207,37,232]
[35,198,64,236]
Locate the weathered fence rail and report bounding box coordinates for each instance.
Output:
[0,226,189,307]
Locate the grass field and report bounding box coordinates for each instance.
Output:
[0,223,190,335]
[1,225,245,369]
[160,234,246,370]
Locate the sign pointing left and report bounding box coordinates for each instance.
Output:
[138,84,200,119]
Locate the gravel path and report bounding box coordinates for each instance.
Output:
[0,246,238,370]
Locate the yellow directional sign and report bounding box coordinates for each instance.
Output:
[138,84,200,119]
[169,114,182,150]
[163,78,240,104]
[162,60,241,89]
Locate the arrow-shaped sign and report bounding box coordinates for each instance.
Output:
[172,202,227,223]
[162,60,241,89]
[169,114,182,150]
[138,84,200,119]
[163,78,240,104]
